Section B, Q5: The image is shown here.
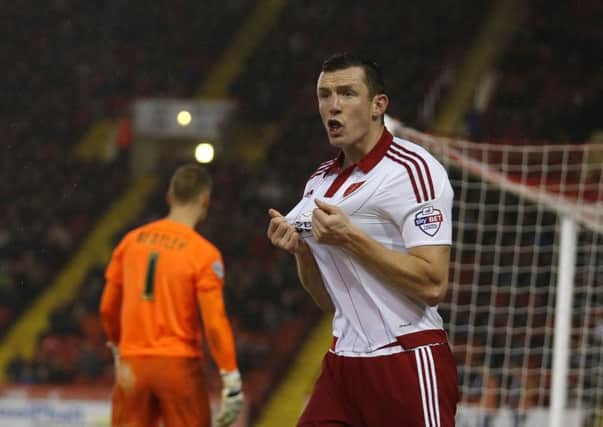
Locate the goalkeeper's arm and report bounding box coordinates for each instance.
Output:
[198,287,243,427]
[99,279,122,344]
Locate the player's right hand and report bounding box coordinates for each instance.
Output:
[267,209,307,254]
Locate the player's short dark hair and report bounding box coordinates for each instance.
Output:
[169,164,212,204]
[321,52,386,98]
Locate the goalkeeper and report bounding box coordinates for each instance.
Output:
[100,164,243,427]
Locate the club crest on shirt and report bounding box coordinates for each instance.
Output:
[414,206,443,237]
[294,211,313,233]
[343,181,365,197]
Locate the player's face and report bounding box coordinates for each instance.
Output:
[317,66,377,150]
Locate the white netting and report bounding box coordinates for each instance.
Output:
[394,125,603,426]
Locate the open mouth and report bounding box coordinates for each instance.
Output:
[327,119,343,133]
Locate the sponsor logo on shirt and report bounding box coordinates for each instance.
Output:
[304,189,314,198]
[294,211,313,233]
[414,206,443,237]
[343,181,365,197]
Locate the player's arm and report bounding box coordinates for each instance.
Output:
[345,233,449,306]
[312,199,449,307]
[294,242,334,313]
[99,238,127,344]
[268,209,334,313]
[99,280,123,343]
[197,268,243,427]
[198,287,238,372]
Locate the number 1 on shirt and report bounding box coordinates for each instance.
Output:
[142,251,159,301]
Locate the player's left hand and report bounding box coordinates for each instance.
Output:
[215,370,244,427]
[312,199,356,246]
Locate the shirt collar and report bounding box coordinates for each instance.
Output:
[326,128,393,174]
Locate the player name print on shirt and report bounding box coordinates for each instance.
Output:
[414,206,444,236]
[136,231,187,250]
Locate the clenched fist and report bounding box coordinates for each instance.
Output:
[267,209,309,255]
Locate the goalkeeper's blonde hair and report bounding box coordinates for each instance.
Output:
[168,164,212,204]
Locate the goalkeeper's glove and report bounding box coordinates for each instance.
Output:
[215,369,244,427]
[106,341,119,369]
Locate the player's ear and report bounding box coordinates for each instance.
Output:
[371,94,388,121]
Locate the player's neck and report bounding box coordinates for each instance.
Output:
[166,206,202,229]
[342,124,385,167]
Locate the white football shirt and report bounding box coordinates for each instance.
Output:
[286,130,454,356]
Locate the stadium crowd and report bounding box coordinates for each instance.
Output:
[1,0,255,333]
[5,0,486,408]
[474,0,603,143]
[3,0,602,421]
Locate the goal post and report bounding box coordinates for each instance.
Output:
[550,216,577,427]
[389,123,603,426]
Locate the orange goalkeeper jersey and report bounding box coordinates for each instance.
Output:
[100,218,237,371]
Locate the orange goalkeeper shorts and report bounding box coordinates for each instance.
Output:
[111,356,211,427]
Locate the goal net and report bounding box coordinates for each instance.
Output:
[392,124,603,427]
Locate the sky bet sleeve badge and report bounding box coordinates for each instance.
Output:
[414,206,443,236]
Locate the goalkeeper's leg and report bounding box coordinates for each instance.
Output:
[151,356,212,427]
[111,358,161,427]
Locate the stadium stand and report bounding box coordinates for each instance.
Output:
[0,0,253,335]
[5,0,601,425]
[231,0,483,125]
[473,0,603,143]
[0,0,255,385]
[3,0,489,421]
[2,0,304,418]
